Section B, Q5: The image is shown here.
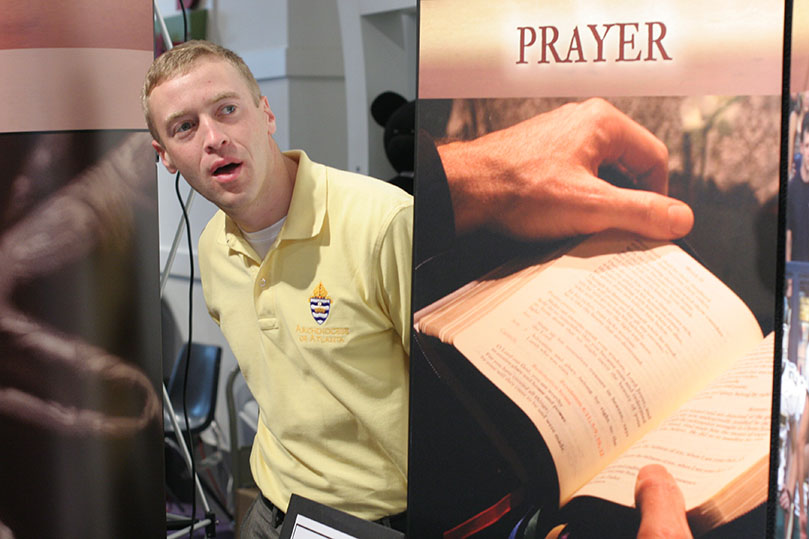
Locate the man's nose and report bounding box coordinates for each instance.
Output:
[201,117,228,151]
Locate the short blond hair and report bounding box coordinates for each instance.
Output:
[142,40,262,141]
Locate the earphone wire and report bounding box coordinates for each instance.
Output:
[173,3,200,537]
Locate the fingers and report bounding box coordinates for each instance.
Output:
[569,99,693,240]
[438,98,695,242]
[516,168,693,241]
[635,464,692,539]
[586,182,694,240]
[488,174,693,242]
[581,98,670,196]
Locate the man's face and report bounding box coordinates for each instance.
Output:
[148,58,277,218]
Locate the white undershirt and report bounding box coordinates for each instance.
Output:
[240,216,286,260]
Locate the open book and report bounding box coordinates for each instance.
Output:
[414,231,773,536]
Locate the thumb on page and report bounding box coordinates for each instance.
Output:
[589,185,694,240]
[634,464,693,539]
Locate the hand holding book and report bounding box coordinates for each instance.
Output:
[415,232,770,535]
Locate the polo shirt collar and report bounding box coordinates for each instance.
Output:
[223,218,256,260]
[278,150,327,241]
[220,149,326,258]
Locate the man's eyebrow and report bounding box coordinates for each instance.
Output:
[163,92,241,129]
[209,91,240,105]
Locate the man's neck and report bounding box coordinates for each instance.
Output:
[235,152,299,232]
[801,163,809,183]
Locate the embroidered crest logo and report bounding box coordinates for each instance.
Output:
[309,282,332,325]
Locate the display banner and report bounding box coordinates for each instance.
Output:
[0,2,163,538]
[410,1,785,537]
[778,1,809,538]
[419,0,783,98]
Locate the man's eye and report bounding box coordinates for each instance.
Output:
[222,104,236,115]
[174,121,194,134]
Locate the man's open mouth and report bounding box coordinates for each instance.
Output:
[213,162,240,176]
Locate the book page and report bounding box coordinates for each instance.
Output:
[416,252,561,341]
[446,232,763,503]
[574,334,773,515]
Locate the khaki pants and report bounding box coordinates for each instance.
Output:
[240,496,283,539]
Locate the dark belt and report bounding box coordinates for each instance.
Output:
[259,494,286,528]
[260,494,407,532]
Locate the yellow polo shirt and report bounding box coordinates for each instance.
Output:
[198,150,412,520]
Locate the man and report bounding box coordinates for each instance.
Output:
[789,112,809,265]
[143,41,411,535]
[143,40,692,537]
[788,113,809,367]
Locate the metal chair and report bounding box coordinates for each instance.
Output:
[165,342,222,438]
[164,342,224,538]
[226,366,259,536]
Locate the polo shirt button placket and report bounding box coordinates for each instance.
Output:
[255,272,278,330]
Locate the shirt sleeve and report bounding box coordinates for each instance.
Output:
[377,202,414,355]
[197,219,222,327]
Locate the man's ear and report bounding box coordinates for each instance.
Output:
[151,139,177,174]
[262,96,277,136]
